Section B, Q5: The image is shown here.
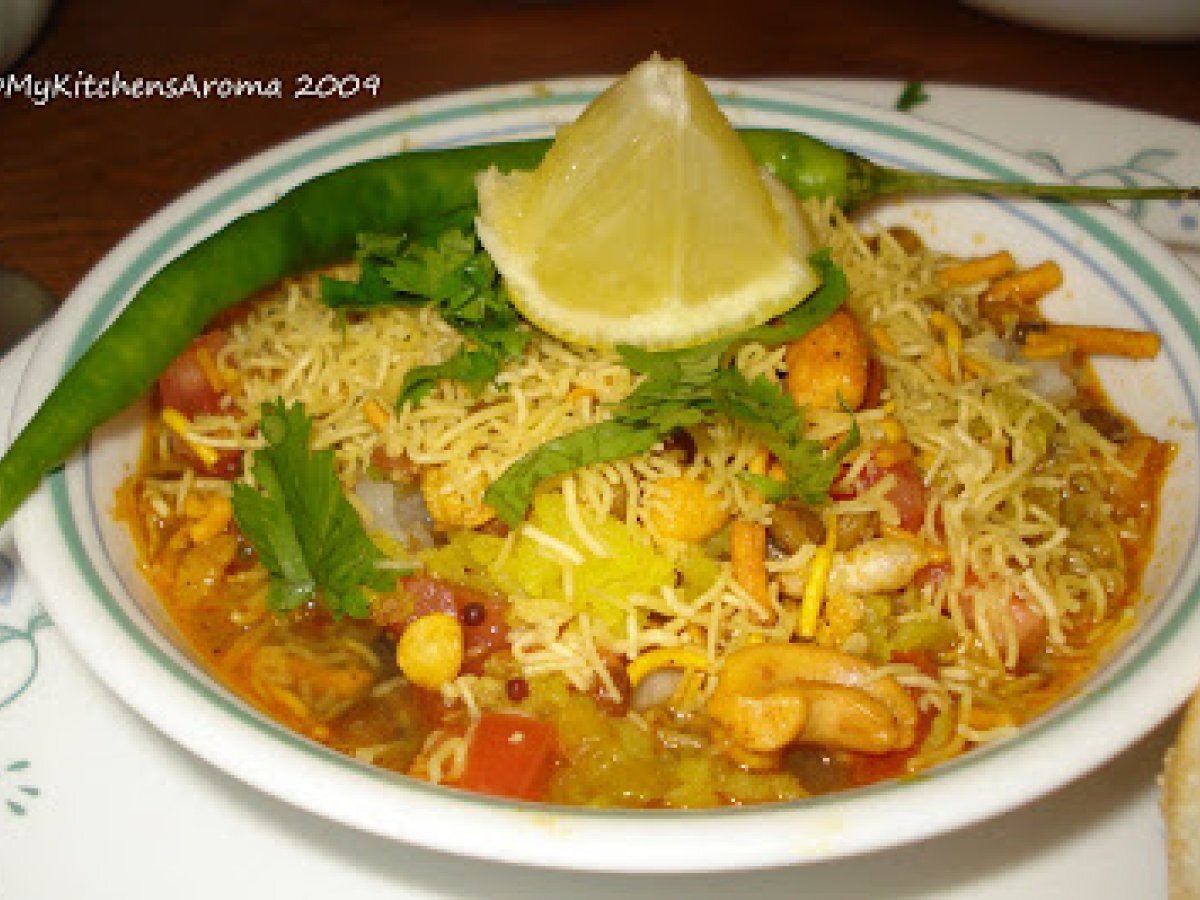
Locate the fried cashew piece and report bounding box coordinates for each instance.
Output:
[827,535,943,595]
[779,535,943,598]
[707,643,918,755]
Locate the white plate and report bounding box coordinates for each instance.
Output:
[8,77,1200,878]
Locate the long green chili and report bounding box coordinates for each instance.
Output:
[0,130,1195,527]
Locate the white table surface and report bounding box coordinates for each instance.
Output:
[3,79,1199,899]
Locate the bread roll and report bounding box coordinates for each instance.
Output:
[1165,689,1200,898]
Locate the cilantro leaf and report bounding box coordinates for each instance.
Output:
[230,460,315,611]
[376,229,482,304]
[231,400,395,618]
[895,81,929,112]
[484,253,854,525]
[709,367,860,504]
[318,263,395,308]
[320,229,530,405]
[613,342,725,431]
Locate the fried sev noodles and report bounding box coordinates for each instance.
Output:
[118,197,1167,805]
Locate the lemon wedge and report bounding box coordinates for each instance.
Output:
[475,55,819,349]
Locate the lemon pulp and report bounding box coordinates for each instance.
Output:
[476,54,819,349]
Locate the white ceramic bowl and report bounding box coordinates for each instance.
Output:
[13,78,1200,873]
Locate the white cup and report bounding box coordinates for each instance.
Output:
[0,0,54,72]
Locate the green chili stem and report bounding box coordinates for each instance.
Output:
[858,164,1200,206]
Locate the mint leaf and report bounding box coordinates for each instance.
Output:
[485,421,663,527]
[738,250,848,346]
[231,400,395,618]
[397,347,502,408]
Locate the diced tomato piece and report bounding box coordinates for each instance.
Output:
[858,459,927,533]
[956,573,1048,665]
[202,449,243,480]
[1008,595,1048,661]
[460,712,557,801]
[388,575,510,676]
[159,330,242,478]
[973,591,1046,664]
[159,331,229,418]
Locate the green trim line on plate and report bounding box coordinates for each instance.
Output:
[45,84,1200,817]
